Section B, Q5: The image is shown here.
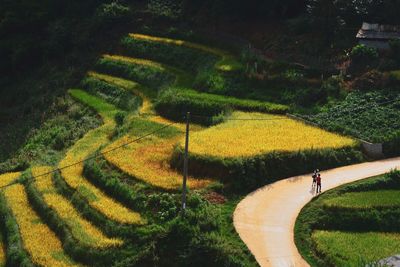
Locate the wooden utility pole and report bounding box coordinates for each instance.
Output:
[181,112,190,216]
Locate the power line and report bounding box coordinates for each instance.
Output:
[190,114,291,121]
[0,121,177,191]
[2,95,399,190]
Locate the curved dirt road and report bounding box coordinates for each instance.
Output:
[234,157,400,267]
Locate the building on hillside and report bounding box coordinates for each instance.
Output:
[356,22,400,50]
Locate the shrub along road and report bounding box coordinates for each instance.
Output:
[233,157,400,267]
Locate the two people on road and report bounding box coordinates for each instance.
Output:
[312,169,322,194]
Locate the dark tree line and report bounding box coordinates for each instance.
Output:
[1,0,399,77]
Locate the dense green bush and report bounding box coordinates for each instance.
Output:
[147,0,183,19]
[351,70,389,91]
[114,111,126,126]
[383,132,400,157]
[171,146,364,191]
[94,57,175,90]
[389,39,400,66]
[81,77,140,111]
[154,88,229,125]
[96,1,131,22]
[348,44,379,73]
[114,194,256,267]
[121,36,218,72]
[0,100,101,174]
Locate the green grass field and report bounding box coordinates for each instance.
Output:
[312,231,400,267]
[296,171,400,267]
[323,190,400,208]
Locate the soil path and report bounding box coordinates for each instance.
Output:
[234,157,400,267]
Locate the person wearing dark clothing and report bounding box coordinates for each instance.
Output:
[312,171,317,188]
[316,174,322,194]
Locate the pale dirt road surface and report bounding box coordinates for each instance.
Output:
[234,157,400,267]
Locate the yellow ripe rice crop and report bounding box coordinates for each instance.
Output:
[87,71,152,114]
[0,172,21,187]
[104,134,212,190]
[4,184,78,267]
[32,167,122,248]
[186,112,357,158]
[60,128,144,224]
[103,54,166,71]
[129,33,241,72]
[45,194,123,247]
[61,90,144,224]
[148,115,203,132]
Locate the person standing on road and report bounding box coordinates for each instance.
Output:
[312,170,317,188]
[316,173,322,194]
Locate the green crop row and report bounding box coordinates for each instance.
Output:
[154,88,289,125]
[94,57,175,90]
[171,146,364,192]
[303,90,400,156]
[81,77,141,112]
[121,36,218,73]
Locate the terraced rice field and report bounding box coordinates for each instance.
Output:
[312,231,400,267]
[61,90,143,224]
[104,131,213,190]
[186,111,357,158]
[4,184,77,267]
[32,167,122,247]
[0,32,364,266]
[128,33,242,72]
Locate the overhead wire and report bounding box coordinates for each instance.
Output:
[0,121,177,191]
[2,89,399,190]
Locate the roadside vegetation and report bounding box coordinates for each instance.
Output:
[295,171,400,266]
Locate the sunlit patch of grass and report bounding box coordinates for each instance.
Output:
[32,166,123,248]
[129,33,242,72]
[4,184,79,266]
[186,111,357,158]
[312,230,400,267]
[324,190,400,209]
